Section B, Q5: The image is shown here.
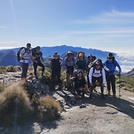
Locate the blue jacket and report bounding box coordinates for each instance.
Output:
[104,59,121,75]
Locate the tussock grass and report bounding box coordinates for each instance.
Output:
[0,82,5,93]
[6,65,21,72]
[0,66,6,74]
[36,96,61,121]
[0,81,32,126]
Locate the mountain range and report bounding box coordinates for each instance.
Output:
[0,45,133,75]
[0,45,111,66]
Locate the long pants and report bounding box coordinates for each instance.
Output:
[21,63,29,79]
[106,75,116,94]
[90,76,104,95]
[33,62,45,76]
[51,70,61,86]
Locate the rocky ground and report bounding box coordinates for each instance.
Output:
[0,71,134,134]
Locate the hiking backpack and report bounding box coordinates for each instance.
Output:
[88,58,103,69]
[17,47,26,61]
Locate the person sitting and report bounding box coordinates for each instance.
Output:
[31,46,45,79]
[89,60,106,99]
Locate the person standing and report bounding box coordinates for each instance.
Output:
[50,52,62,88]
[76,52,86,73]
[31,46,45,79]
[86,54,96,88]
[89,60,106,99]
[20,43,32,80]
[104,53,121,97]
[64,51,75,89]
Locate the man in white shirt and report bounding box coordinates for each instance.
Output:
[89,60,106,99]
[20,43,32,80]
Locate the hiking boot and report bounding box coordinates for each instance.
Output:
[94,88,97,93]
[113,93,116,98]
[75,94,81,99]
[81,93,84,99]
[108,90,110,96]
[89,93,93,99]
[101,94,105,99]
[35,75,38,79]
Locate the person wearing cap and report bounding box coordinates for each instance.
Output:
[31,46,45,78]
[104,53,121,97]
[70,69,88,99]
[64,51,75,89]
[50,52,62,89]
[89,60,106,99]
[76,52,86,73]
[20,43,32,80]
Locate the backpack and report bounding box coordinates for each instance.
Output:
[31,47,36,54]
[65,57,75,67]
[17,47,26,61]
[88,58,103,70]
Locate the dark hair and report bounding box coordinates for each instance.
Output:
[108,53,113,57]
[26,43,31,47]
[36,46,40,49]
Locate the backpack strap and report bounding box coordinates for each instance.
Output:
[93,67,102,75]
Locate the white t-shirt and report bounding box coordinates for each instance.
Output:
[89,67,106,84]
[20,48,32,63]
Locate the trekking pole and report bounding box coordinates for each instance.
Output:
[118,72,121,97]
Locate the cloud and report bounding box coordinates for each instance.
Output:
[116,54,134,72]
[74,10,134,25]
[0,41,17,44]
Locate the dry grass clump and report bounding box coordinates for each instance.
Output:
[6,66,16,72]
[0,81,32,126]
[0,66,6,74]
[0,82,5,93]
[36,96,61,121]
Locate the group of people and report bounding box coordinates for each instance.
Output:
[19,43,121,99]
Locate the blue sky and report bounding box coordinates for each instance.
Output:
[0,0,134,54]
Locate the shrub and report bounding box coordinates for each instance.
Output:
[0,81,32,126]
